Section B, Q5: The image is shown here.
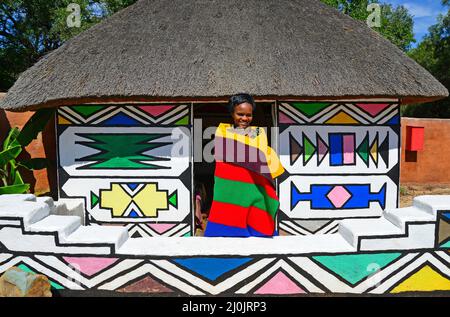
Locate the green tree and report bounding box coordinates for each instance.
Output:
[0,0,137,90]
[321,0,415,51]
[404,1,450,118]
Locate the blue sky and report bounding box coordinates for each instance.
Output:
[385,0,448,46]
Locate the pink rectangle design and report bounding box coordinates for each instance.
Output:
[343,134,355,164]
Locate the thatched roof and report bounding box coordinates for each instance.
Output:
[1,0,448,111]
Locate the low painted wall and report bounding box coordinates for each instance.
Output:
[400,118,450,184]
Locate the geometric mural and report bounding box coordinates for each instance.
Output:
[58,127,190,177]
[57,104,193,237]
[1,251,448,295]
[277,101,400,235]
[61,178,190,223]
[438,211,450,248]
[279,175,397,219]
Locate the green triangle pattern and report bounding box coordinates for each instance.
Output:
[17,264,65,290]
[91,191,99,209]
[183,232,192,237]
[291,102,331,118]
[440,240,450,248]
[357,133,370,165]
[175,115,189,125]
[303,134,316,165]
[312,252,402,285]
[71,105,106,119]
[168,191,178,208]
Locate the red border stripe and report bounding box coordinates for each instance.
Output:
[208,201,275,235]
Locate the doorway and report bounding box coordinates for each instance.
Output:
[192,102,275,233]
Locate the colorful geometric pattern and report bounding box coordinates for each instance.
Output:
[58,104,191,126]
[277,101,400,234]
[279,219,340,236]
[278,102,400,125]
[98,183,177,218]
[280,176,397,219]
[1,251,448,295]
[124,223,190,238]
[75,133,171,170]
[281,126,397,172]
[438,211,450,248]
[62,178,190,225]
[59,127,190,177]
[57,104,193,236]
[291,183,386,210]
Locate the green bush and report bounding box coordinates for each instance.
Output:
[0,109,54,194]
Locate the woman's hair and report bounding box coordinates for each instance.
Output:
[228,93,256,114]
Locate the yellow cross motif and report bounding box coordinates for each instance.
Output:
[100,183,168,217]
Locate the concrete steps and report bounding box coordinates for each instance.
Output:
[0,201,50,229]
[28,215,81,239]
[383,206,435,230]
[62,226,128,250]
[0,195,127,251]
[338,196,450,251]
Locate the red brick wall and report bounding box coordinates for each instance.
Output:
[401,117,450,184]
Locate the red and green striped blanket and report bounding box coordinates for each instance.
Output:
[204,123,285,237]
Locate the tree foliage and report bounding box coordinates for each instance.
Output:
[404,1,450,118]
[320,0,415,51]
[0,0,137,90]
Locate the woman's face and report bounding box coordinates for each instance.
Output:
[231,102,253,129]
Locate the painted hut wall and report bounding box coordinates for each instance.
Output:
[56,104,193,237]
[276,101,401,235]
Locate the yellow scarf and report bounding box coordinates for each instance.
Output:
[215,123,285,179]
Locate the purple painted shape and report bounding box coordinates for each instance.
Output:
[326,186,351,208]
[278,112,296,124]
[62,257,119,276]
[138,105,175,117]
[147,223,177,234]
[317,136,328,163]
[254,271,306,294]
[343,134,355,164]
[355,104,391,117]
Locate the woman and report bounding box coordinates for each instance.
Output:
[204,93,285,237]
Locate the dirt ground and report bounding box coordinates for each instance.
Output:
[400,183,450,207]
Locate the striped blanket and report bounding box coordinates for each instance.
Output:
[204,123,285,237]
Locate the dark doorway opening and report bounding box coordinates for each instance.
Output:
[193,102,275,234]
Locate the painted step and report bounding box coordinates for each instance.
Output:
[383,206,436,230]
[35,196,55,212]
[28,215,81,239]
[117,233,356,256]
[414,195,450,216]
[0,201,50,228]
[0,194,36,204]
[53,198,85,225]
[62,226,129,250]
[339,218,403,248]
